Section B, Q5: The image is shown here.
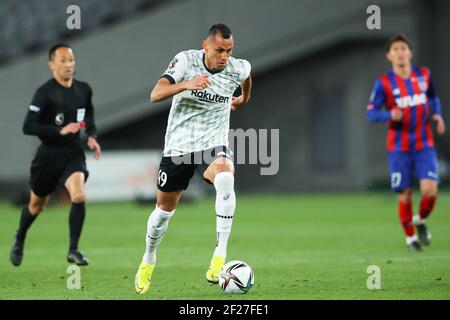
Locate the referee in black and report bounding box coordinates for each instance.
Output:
[10,43,101,266]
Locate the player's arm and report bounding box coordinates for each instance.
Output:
[426,72,445,135]
[150,52,211,103]
[367,79,401,122]
[150,75,211,103]
[23,107,59,137]
[23,88,80,137]
[231,75,252,112]
[85,85,101,160]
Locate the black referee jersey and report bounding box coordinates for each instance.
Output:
[23,78,97,146]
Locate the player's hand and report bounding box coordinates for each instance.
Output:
[184,75,211,90]
[432,114,446,135]
[231,96,247,112]
[88,136,102,160]
[60,123,80,135]
[391,108,403,122]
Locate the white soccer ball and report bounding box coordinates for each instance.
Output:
[219,260,254,294]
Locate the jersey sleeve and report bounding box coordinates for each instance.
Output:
[238,59,251,82]
[160,52,188,84]
[426,70,442,116]
[22,87,60,137]
[84,84,98,138]
[367,79,391,122]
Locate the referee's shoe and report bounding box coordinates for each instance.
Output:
[67,250,89,266]
[10,235,24,266]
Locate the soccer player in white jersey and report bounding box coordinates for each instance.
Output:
[135,24,252,294]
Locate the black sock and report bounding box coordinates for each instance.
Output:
[69,202,86,251]
[16,206,37,244]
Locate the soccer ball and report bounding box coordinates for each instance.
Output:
[219,260,254,294]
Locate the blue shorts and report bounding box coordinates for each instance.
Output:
[387,148,439,192]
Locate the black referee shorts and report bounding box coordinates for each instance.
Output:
[29,144,89,197]
[157,146,233,192]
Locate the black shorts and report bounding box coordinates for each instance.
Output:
[157,146,233,192]
[29,144,89,197]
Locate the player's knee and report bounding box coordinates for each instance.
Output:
[215,160,234,173]
[156,202,177,212]
[214,171,234,192]
[421,185,437,198]
[205,158,234,182]
[398,189,412,203]
[29,203,45,215]
[156,203,176,212]
[71,191,85,204]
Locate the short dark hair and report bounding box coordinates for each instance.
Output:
[48,43,72,61]
[386,33,412,52]
[207,23,232,39]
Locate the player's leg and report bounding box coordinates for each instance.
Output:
[413,179,437,246]
[136,155,193,294]
[203,155,235,283]
[18,192,49,241]
[413,148,439,246]
[418,179,438,218]
[10,192,49,266]
[135,190,182,294]
[143,190,181,265]
[398,189,422,251]
[388,151,420,251]
[11,145,64,266]
[64,171,89,265]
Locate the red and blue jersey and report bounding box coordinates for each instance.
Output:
[367,66,442,152]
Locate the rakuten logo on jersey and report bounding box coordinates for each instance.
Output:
[395,93,427,108]
[191,90,230,103]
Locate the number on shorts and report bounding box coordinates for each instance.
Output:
[391,172,402,188]
[158,170,167,187]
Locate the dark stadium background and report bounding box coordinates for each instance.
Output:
[0,0,449,301]
[1,0,449,199]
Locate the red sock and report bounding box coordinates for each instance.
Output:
[398,201,414,236]
[419,196,436,220]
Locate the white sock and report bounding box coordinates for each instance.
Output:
[142,206,175,265]
[213,172,236,258]
[406,234,418,245]
[413,214,426,225]
[214,232,230,258]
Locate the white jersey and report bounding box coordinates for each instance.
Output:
[161,49,251,156]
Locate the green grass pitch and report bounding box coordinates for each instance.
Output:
[0,192,449,300]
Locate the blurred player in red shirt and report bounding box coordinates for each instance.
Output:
[367,34,445,252]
